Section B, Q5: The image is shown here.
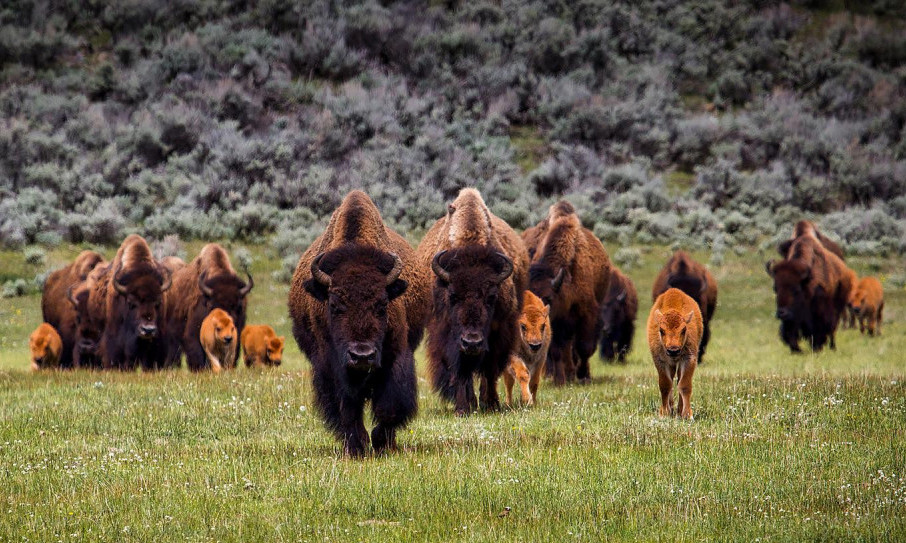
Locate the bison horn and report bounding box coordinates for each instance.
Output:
[239,270,254,297]
[551,267,566,291]
[113,263,129,295]
[67,285,79,308]
[765,260,775,278]
[431,250,451,283]
[385,254,403,286]
[198,271,215,298]
[311,253,332,287]
[492,252,514,284]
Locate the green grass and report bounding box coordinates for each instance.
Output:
[509,125,548,174]
[1,242,904,541]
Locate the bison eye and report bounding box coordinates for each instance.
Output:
[486,294,497,305]
[520,323,527,333]
[540,323,546,333]
[129,301,137,310]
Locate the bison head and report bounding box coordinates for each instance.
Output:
[304,245,407,371]
[653,308,694,358]
[266,335,285,366]
[29,325,57,370]
[527,263,567,310]
[113,262,171,340]
[431,246,514,357]
[198,269,253,330]
[599,289,627,335]
[766,259,811,322]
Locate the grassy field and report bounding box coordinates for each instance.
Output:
[0,241,904,541]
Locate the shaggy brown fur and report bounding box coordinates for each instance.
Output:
[417,188,529,415]
[163,244,252,371]
[521,200,575,260]
[41,250,105,368]
[647,288,703,419]
[241,325,285,367]
[503,291,550,406]
[778,220,845,261]
[161,256,186,273]
[766,234,854,352]
[97,235,171,370]
[843,267,859,329]
[850,276,884,336]
[69,263,109,368]
[599,266,639,363]
[29,323,63,371]
[527,201,610,384]
[288,190,428,455]
[200,309,238,373]
[651,251,717,362]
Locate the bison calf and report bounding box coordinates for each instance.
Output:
[241,325,284,367]
[652,251,716,362]
[850,277,884,336]
[29,323,63,371]
[503,291,551,407]
[648,288,703,420]
[200,309,238,373]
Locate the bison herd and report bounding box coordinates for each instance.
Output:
[29,190,886,455]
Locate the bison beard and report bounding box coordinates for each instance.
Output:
[298,245,416,456]
[427,246,516,416]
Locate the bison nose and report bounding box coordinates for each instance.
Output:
[139,324,158,338]
[347,343,377,367]
[78,339,95,352]
[665,347,682,357]
[33,356,45,365]
[528,342,543,352]
[776,308,792,320]
[223,335,233,344]
[460,333,484,353]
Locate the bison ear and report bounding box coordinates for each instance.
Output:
[764,260,775,278]
[543,304,550,317]
[654,309,663,322]
[685,310,694,324]
[386,278,408,301]
[303,278,329,302]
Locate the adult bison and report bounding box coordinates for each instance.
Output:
[289,190,430,456]
[599,266,638,363]
[418,188,528,415]
[93,235,171,370]
[68,263,110,368]
[652,251,718,362]
[163,244,253,371]
[778,220,844,261]
[525,201,610,384]
[41,250,105,368]
[766,233,854,353]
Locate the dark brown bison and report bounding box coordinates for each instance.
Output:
[41,250,105,368]
[289,190,430,456]
[68,263,110,368]
[163,244,253,371]
[599,266,638,363]
[778,220,844,260]
[525,201,610,384]
[418,188,529,415]
[94,235,172,370]
[766,233,854,353]
[652,251,718,362]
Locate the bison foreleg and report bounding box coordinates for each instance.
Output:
[657,366,674,417]
[183,335,208,371]
[370,352,417,453]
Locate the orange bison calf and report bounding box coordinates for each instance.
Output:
[850,277,884,336]
[503,291,551,407]
[29,323,63,371]
[241,325,285,367]
[647,288,703,419]
[200,309,238,373]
